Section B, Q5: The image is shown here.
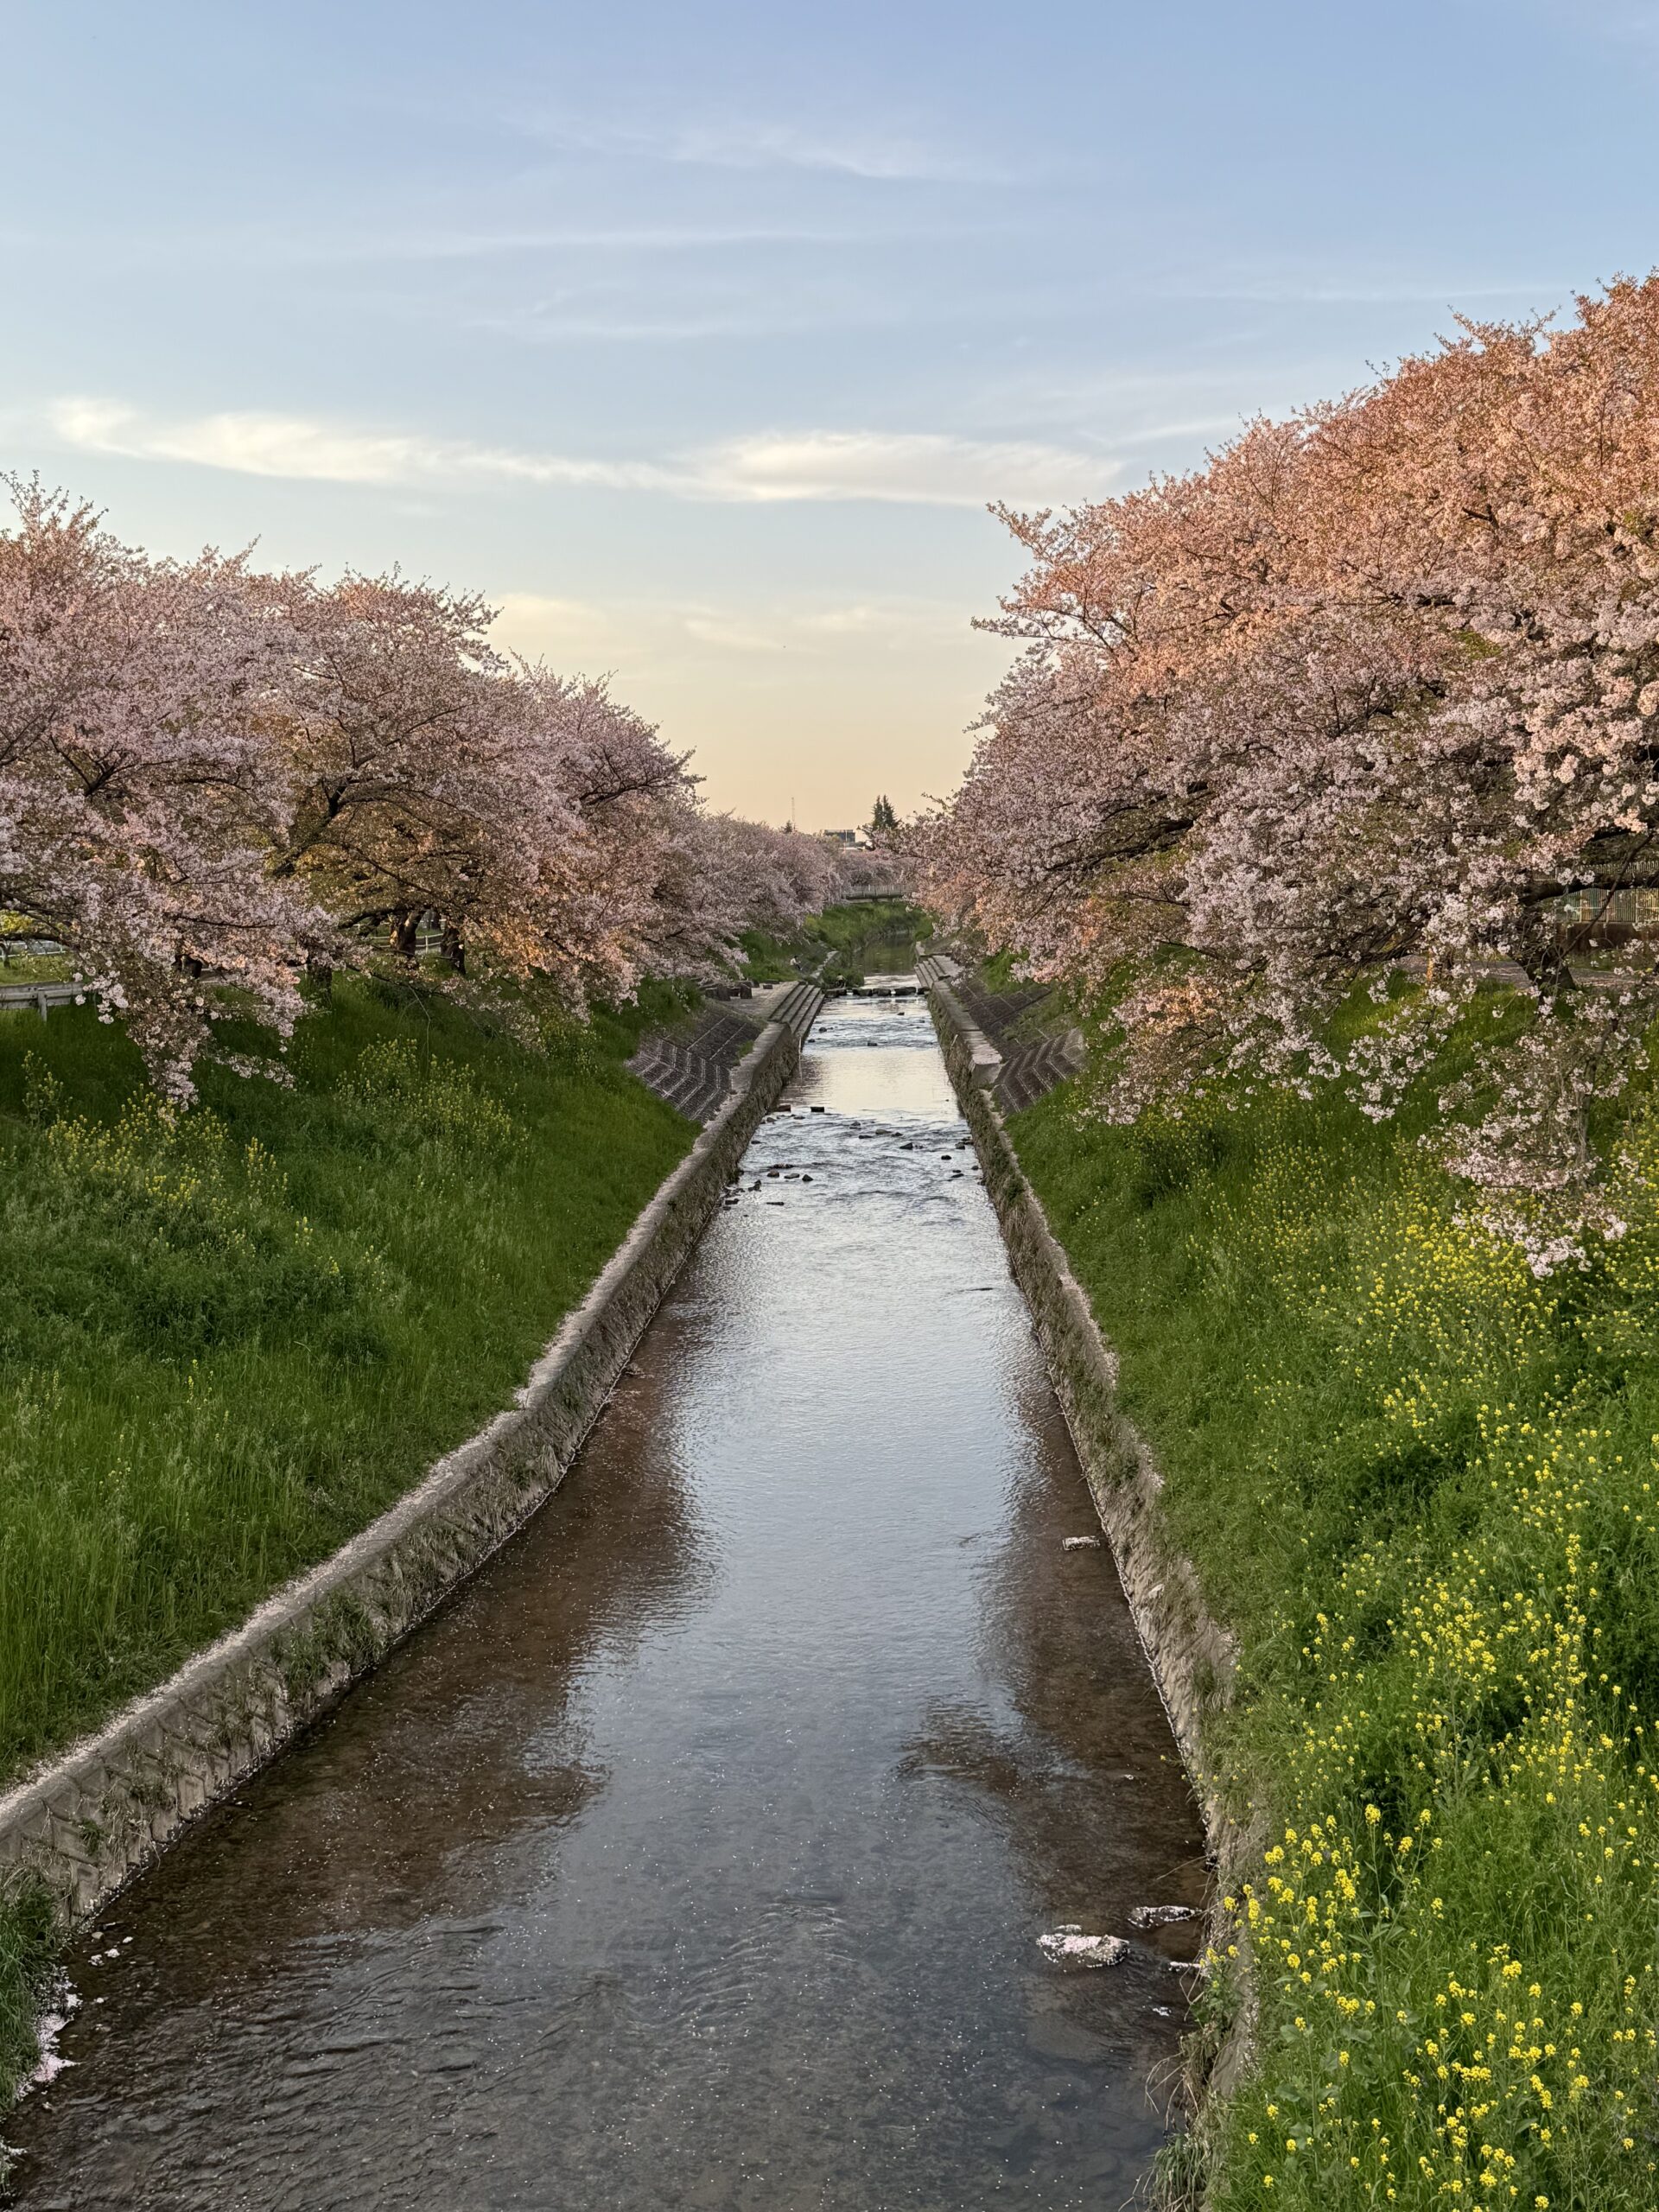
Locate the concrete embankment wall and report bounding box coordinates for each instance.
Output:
[0,995,821,1926]
[922,963,1256,2105]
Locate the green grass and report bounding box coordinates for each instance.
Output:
[735,900,931,988]
[1012,1051,1659,2209]
[804,897,932,959]
[737,927,801,984]
[976,948,1023,993]
[804,899,932,987]
[0,957,71,985]
[0,978,693,2101]
[0,914,70,986]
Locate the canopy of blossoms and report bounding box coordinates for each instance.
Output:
[919,276,1659,1264]
[0,480,854,1099]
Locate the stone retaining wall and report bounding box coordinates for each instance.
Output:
[0,998,820,1926]
[922,964,1257,2116]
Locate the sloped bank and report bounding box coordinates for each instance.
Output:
[927,956,1659,2211]
[920,961,1255,2158]
[0,990,821,1946]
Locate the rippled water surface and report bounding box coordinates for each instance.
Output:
[8,990,1205,2210]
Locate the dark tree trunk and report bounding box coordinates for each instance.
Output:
[440,925,466,976]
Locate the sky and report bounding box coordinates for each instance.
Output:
[4,0,1659,828]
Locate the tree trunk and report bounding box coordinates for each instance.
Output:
[441,924,466,976]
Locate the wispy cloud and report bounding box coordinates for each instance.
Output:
[48,399,1113,509]
[679,599,969,655]
[0,216,941,271]
[489,594,619,649]
[47,398,663,492]
[493,592,986,669]
[699,430,1109,506]
[1152,271,1562,308]
[522,110,1000,186]
[651,120,983,183]
[476,297,923,346]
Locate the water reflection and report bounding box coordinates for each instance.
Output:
[7,984,1205,2211]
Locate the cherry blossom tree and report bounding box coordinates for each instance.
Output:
[691,813,842,943]
[0,477,314,1098]
[266,575,807,1001]
[2,480,848,1093]
[921,276,1659,1262]
[266,576,690,1000]
[524,668,718,992]
[264,569,511,968]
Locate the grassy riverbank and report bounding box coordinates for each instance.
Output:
[739,899,931,988]
[1012,1038,1659,2210]
[0,980,693,2093]
[805,896,931,969]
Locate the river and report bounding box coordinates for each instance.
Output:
[5,986,1205,2210]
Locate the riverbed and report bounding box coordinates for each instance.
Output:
[6,987,1205,2209]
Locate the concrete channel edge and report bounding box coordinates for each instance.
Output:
[0,993,823,1928]
[921,961,1259,2139]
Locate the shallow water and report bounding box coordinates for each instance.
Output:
[6,990,1205,2210]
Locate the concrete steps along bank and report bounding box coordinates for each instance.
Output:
[0,988,824,1929]
[626,982,821,1123]
[918,955,1256,2113]
[913,952,1084,1116]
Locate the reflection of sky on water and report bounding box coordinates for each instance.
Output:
[11,989,1204,2212]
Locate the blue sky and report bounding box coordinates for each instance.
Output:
[5,0,1658,824]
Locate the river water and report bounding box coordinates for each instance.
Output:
[6,988,1205,2210]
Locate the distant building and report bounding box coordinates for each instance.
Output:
[1551,886,1659,940]
[823,829,873,848]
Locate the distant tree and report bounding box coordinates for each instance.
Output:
[870,794,899,836]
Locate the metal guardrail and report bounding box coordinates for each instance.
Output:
[0,981,79,1020]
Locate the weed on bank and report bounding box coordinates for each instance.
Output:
[0,980,691,2098]
[1014,1071,1659,2211]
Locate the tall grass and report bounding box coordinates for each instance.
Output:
[0,981,690,2101]
[1014,1051,1659,2210]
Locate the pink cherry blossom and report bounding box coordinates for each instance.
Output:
[2,481,866,1096]
[918,276,1659,1261]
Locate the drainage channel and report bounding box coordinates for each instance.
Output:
[4,983,1205,2211]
